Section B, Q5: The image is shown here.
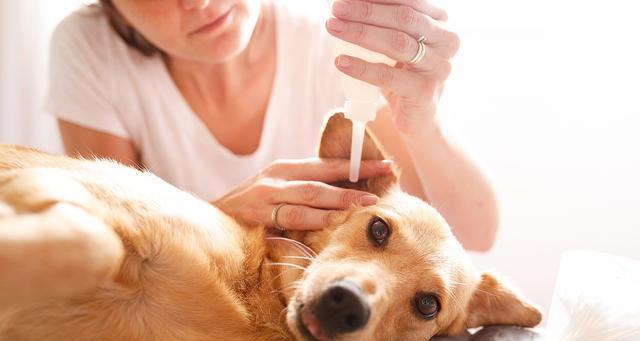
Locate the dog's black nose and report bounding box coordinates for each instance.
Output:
[315,280,371,335]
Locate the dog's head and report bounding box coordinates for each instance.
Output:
[285,113,541,341]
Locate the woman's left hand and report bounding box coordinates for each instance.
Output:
[326,0,459,137]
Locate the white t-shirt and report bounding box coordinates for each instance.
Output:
[45,1,347,201]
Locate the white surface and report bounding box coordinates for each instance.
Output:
[546,251,640,340]
[439,0,640,323]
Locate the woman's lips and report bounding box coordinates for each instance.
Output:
[189,7,233,36]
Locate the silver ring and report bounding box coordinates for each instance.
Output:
[407,35,427,65]
[271,203,287,231]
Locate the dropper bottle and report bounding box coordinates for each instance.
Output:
[327,0,395,182]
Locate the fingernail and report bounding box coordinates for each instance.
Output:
[359,195,379,206]
[327,18,346,33]
[381,160,394,166]
[379,160,395,170]
[332,1,351,17]
[337,55,351,68]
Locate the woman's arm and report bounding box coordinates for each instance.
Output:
[326,0,498,251]
[57,119,141,168]
[370,108,498,251]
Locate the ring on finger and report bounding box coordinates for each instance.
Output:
[407,35,427,65]
[271,203,287,231]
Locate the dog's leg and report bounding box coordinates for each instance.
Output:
[0,202,124,309]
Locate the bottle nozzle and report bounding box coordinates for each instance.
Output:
[344,100,377,183]
[349,119,366,183]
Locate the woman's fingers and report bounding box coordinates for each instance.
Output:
[335,55,450,98]
[328,0,459,61]
[269,204,342,231]
[331,0,439,44]
[326,17,458,62]
[263,158,394,182]
[365,0,448,21]
[217,158,394,231]
[267,180,378,230]
[276,181,378,209]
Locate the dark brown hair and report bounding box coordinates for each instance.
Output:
[97,0,161,57]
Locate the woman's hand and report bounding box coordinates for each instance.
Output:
[326,0,459,137]
[212,158,393,230]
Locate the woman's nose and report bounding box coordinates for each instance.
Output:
[181,0,210,11]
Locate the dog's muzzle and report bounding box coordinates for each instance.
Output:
[315,280,371,336]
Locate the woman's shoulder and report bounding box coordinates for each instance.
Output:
[52,6,114,48]
[51,6,152,67]
[46,6,161,142]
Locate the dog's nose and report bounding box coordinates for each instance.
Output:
[315,280,371,335]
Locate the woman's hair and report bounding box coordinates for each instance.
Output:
[97,0,160,57]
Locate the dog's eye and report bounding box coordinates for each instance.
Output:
[367,217,390,246]
[414,293,440,320]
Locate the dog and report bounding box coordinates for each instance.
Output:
[0,113,541,340]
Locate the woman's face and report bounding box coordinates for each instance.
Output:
[112,0,261,63]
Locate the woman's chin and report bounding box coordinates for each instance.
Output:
[173,2,261,64]
[187,30,251,64]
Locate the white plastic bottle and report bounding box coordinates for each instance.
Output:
[327,1,395,182]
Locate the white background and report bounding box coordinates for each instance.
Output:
[1,0,639,324]
[440,0,640,322]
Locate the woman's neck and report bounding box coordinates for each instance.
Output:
[165,1,275,104]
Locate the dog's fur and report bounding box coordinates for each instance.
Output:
[0,113,541,340]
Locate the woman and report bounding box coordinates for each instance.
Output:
[46,0,498,251]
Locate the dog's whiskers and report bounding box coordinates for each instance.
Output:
[444,288,466,315]
[282,255,314,262]
[278,283,302,296]
[270,255,319,284]
[266,237,318,258]
[272,239,316,259]
[271,279,303,309]
[279,306,289,321]
[270,284,300,296]
[266,262,307,271]
[285,244,314,260]
[273,268,297,282]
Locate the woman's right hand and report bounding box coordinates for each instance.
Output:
[212,158,394,231]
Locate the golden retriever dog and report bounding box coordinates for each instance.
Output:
[0,113,541,341]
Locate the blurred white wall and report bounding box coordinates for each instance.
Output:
[0,0,639,325]
[0,0,86,153]
[440,0,640,322]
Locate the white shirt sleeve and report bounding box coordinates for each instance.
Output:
[44,10,130,139]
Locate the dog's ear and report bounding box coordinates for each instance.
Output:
[465,272,542,329]
[318,112,399,197]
